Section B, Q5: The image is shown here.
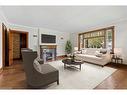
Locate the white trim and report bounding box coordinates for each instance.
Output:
[40,43,57,45]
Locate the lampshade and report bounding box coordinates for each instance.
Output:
[114,48,122,57]
[74,47,78,51]
[114,48,122,53]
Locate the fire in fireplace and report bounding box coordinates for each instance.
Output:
[44,49,55,60]
[46,52,52,60]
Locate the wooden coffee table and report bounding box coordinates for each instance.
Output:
[62,58,84,70]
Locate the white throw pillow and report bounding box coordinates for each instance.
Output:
[82,49,87,54]
[75,51,82,54]
[95,51,102,57]
[33,59,41,72]
[100,49,107,54]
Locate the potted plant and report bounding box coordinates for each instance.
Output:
[65,40,72,57]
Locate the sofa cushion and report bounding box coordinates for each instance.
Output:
[40,64,58,74]
[84,55,102,60]
[76,54,102,60]
[85,48,99,55]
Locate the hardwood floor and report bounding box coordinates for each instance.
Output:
[0,60,127,89]
[95,63,127,89]
[0,60,27,89]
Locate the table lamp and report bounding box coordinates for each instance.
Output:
[74,47,78,51]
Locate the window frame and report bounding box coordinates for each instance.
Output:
[78,26,115,52]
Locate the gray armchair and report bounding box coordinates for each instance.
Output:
[21,48,44,64]
[21,50,59,88]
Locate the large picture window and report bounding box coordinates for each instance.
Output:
[78,26,114,51]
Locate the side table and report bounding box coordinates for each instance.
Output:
[111,55,123,64]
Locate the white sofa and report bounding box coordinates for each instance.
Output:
[75,48,111,66]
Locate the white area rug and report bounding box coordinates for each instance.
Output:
[46,60,117,89]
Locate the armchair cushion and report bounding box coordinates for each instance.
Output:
[40,64,58,74]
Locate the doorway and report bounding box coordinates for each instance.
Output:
[2,27,28,67]
[9,30,28,62]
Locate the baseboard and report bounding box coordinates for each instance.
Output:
[56,55,66,59]
[13,58,21,60]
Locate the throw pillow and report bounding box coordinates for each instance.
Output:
[36,56,44,64]
[82,49,87,54]
[76,50,82,54]
[100,49,107,54]
[33,59,41,72]
[95,51,102,57]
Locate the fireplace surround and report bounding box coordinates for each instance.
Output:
[40,45,57,62]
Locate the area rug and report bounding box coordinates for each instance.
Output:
[45,60,117,89]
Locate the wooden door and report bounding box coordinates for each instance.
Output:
[8,31,13,65]
[2,23,9,67]
[2,23,6,67]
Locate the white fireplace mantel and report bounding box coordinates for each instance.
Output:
[40,43,57,46]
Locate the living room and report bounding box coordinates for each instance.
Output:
[0,5,127,91]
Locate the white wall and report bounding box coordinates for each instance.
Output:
[9,24,71,56]
[70,32,78,51]
[0,9,9,68]
[39,28,70,56]
[70,19,127,64]
[115,21,127,64]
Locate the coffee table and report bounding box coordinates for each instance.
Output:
[62,58,84,70]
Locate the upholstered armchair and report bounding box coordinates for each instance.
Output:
[21,50,59,88]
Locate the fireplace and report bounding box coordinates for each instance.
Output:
[40,45,57,62]
[46,51,53,60]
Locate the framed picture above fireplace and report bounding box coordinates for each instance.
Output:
[41,34,56,43]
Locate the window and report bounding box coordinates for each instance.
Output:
[106,29,113,50]
[86,37,104,48]
[78,26,114,51]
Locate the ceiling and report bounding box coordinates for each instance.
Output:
[1,6,127,32]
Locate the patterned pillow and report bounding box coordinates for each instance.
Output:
[33,59,41,72]
[36,57,44,64]
[95,51,102,57]
[100,49,107,54]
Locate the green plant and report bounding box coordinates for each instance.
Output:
[65,40,72,54]
[88,37,104,48]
